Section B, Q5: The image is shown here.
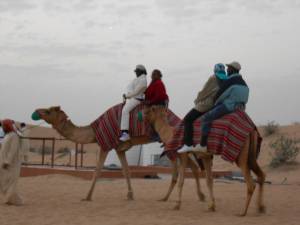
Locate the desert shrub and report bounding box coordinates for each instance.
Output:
[269,135,300,168]
[264,121,279,137]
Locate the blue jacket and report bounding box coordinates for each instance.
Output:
[215,74,249,112]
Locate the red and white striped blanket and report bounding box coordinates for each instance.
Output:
[163,109,262,163]
[91,103,181,152]
[91,103,261,163]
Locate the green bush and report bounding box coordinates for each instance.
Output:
[269,135,300,168]
[264,121,279,137]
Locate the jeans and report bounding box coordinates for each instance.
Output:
[183,109,204,146]
[200,104,231,146]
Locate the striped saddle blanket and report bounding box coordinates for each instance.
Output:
[91,103,181,152]
[163,109,262,163]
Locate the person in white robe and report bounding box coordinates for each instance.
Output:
[0,119,25,206]
[119,64,147,141]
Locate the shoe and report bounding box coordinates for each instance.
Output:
[177,144,193,153]
[191,144,207,153]
[119,132,130,142]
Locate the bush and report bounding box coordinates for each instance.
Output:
[269,135,300,168]
[264,121,279,137]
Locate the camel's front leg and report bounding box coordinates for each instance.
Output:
[158,159,178,202]
[203,157,215,211]
[187,157,205,202]
[116,151,134,200]
[174,154,188,210]
[83,149,108,201]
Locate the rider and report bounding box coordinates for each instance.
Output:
[119,65,147,142]
[178,63,227,153]
[145,69,169,106]
[179,61,249,153]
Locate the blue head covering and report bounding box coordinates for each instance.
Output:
[214,63,227,80]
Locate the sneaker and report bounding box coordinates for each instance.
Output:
[177,144,193,153]
[119,132,130,142]
[191,144,207,153]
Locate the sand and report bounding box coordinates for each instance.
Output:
[0,125,299,225]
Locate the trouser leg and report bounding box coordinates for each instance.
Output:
[120,99,140,131]
[200,104,231,146]
[183,109,203,146]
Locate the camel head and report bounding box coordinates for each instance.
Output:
[144,105,168,125]
[33,106,68,126]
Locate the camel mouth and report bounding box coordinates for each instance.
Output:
[31,111,41,121]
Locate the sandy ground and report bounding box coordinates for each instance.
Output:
[0,171,299,225]
[0,125,299,225]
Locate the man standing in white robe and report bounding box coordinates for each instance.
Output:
[0,119,25,206]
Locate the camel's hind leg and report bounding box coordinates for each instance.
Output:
[188,156,205,202]
[202,156,215,211]
[249,131,266,213]
[116,151,134,200]
[237,137,256,216]
[159,160,178,202]
[84,149,108,201]
[174,154,188,210]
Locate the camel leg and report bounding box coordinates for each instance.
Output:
[116,151,134,200]
[174,154,188,210]
[158,160,178,202]
[237,138,256,216]
[202,157,215,211]
[188,157,205,202]
[84,149,108,201]
[249,132,266,213]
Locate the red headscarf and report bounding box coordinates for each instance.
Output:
[1,119,15,133]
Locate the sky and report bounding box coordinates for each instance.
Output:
[0,0,300,126]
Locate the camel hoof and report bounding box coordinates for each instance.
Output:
[258,205,266,214]
[158,197,168,202]
[198,193,206,202]
[236,212,246,217]
[173,204,181,210]
[208,204,216,212]
[127,192,134,200]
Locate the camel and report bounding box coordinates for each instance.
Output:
[33,106,206,202]
[144,105,266,216]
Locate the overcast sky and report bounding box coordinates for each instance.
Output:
[0,0,300,126]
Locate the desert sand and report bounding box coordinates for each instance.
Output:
[0,125,300,225]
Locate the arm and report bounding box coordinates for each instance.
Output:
[194,76,215,104]
[126,77,147,99]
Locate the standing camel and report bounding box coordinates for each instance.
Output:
[33,105,206,202]
[144,105,266,216]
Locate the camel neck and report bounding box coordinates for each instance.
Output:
[153,117,174,144]
[53,119,96,144]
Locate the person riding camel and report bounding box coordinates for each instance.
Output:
[177,63,227,153]
[145,69,169,106]
[179,61,249,153]
[120,65,148,142]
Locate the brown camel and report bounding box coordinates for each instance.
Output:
[144,105,266,216]
[34,106,206,202]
